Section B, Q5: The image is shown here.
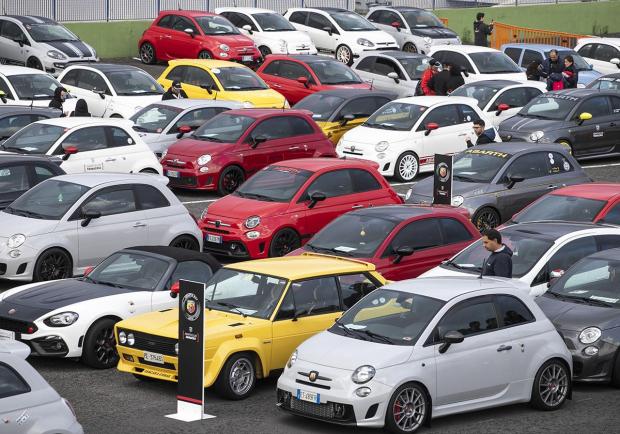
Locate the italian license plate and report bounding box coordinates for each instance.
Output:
[0,329,15,340]
[242,55,253,62]
[143,351,164,364]
[206,233,222,244]
[85,163,104,172]
[297,389,320,404]
[166,170,180,178]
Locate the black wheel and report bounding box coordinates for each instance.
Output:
[402,42,418,53]
[530,359,570,410]
[169,235,200,251]
[26,57,43,70]
[335,45,353,66]
[198,50,212,59]
[385,382,428,434]
[217,166,245,196]
[214,353,256,400]
[259,46,271,58]
[394,152,419,182]
[33,248,72,282]
[139,168,159,174]
[269,228,301,257]
[610,350,620,388]
[81,318,119,369]
[472,207,501,230]
[140,42,156,64]
[557,140,573,155]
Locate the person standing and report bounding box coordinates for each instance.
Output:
[538,49,564,91]
[562,55,579,89]
[526,60,542,81]
[162,80,188,100]
[466,119,496,147]
[70,99,91,117]
[49,86,68,110]
[481,228,513,278]
[419,59,441,96]
[473,13,494,47]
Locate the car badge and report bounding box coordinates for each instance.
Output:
[7,308,16,315]
[308,371,319,382]
[215,220,221,228]
[351,145,356,152]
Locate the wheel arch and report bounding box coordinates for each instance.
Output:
[388,380,434,428]
[205,340,267,387]
[537,356,573,400]
[35,245,75,275]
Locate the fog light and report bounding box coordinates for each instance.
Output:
[334,403,345,417]
[175,343,179,355]
[220,52,228,57]
[123,354,134,362]
[127,333,135,346]
[8,249,21,258]
[583,346,599,356]
[377,153,386,159]
[246,231,260,239]
[199,167,209,173]
[355,387,371,397]
[230,243,238,251]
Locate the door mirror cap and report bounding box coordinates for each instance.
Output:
[611,58,620,66]
[387,71,400,83]
[322,26,333,36]
[393,245,414,264]
[184,28,195,37]
[93,89,106,99]
[439,330,464,354]
[200,84,214,94]
[578,112,592,125]
[548,269,565,287]
[250,136,267,148]
[506,174,525,189]
[339,113,355,126]
[424,122,439,136]
[497,103,510,112]
[177,125,192,138]
[83,265,95,276]
[391,21,401,31]
[62,145,79,160]
[297,76,309,87]
[308,191,326,208]
[242,24,253,34]
[80,210,102,227]
[170,281,180,298]
[0,91,6,104]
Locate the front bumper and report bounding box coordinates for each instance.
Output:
[0,317,80,357]
[162,164,219,191]
[0,243,40,281]
[336,146,396,177]
[117,344,179,382]
[560,329,619,383]
[352,44,398,57]
[199,218,272,259]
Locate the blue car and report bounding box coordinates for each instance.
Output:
[501,43,603,87]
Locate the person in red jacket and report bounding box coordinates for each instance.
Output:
[419,58,441,96]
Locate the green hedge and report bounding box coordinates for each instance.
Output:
[66,21,151,59]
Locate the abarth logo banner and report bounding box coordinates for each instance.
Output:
[178,280,206,405]
[182,293,200,322]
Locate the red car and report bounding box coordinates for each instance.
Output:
[139,10,261,65]
[288,205,479,281]
[161,109,336,195]
[256,55,371,105]
[508,183,620,226]
[199,158,403,258]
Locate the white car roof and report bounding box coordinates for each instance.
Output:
[53,172,168,188]
[148,99,244,110]
[215,7,275,14]
[35,117,134,129]
[431,44,500,54]
[395,95,478,107]
[577,37,620,46]
[0,65,51,77]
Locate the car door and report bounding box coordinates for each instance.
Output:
[102,126,144,173]
[67,69,112,117]
[0,164,29,209]
[160,15,199,59]
[367,56,404,92]
[178,65,218,100]
[418,104,469,159]
[133,183,174,245]
[571,95,615,156]
[55,126,109,173]
[269,60,314,104]
[488,87,542,127]
[306,12,337,52]
[591,43,620,75]
[520,49,544,71]
[0,20,27,65]
[502,47,523,66]
[368,10,404,47]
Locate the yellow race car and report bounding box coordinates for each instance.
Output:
[115,253,386,399]
[157,59,288,108]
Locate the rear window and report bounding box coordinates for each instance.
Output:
[0,363,30,399]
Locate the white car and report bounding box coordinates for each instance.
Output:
[130,99,243,156]
[1,117,162,175]
[366,6,460,54]
[277,277,572,433]
[336,96,499,181]
[57,63,164,118]
[429,45,526,83]
[0,15,97,76]
[422,222,620,297]
[0,65,73,109]
[0,172,203,281]
[574,37,620,75]
[284,7,398,65]
[450,79,547,128]
[216,7,317,57]
[352,51,431,97]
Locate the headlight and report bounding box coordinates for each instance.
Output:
[200,206,209,220]
[579,327,601,344]
[161,149,168,159]
[375,141,389,152]
[405,188,412,201]
[47,50,66,60]
[244,216,260,229]
[287,349,298,368]
[7,234,25,248]
[197,154,211,166]
[44,312,79,327]
[127,333,135,346]
[529,131,545,141]
[246,231,260,239]
[451,195,464,207]
[219,44,230,52]
[423,37,432,44]
[357,38,374,47]
[352,365,375,383]
[118,331,127,344]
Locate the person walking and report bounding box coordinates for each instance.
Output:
[562,55,579,89]
[473,12,494,47]
[538,49,564,91]
[162,80,188,100]
[418,58,441,96]
[466,119,496,147]
[70,99,91,117]
[481,228,513,278]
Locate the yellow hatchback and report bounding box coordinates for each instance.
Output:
[157,59,288,108]
[115,253,386,399]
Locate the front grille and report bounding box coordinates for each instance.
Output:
[128,331,177,356]
[203,227,231,235]
[138,357,176,370]
[0,264,5,275]
[203,240,249,258]
[164,159,193,169]
[296,379,331,390]
[0,316,35,334]
[168,175,197,187]
[291,398,335,419]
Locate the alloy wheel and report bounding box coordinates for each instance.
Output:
[538,363,569,407]
[229,358,253,396]
[475,209,500,230]
[94,326,117,366]
[172,237,198,250]
[198,51,212,59]
[272,231,298,256]
[392,387,426,432]
[403,43,417,53]
[39,253,70,280]
[336,46,351,64]
[398,154,418,181]
[222,169,243,194]
[140,44,154,64]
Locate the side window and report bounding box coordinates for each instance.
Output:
[445,51,474,73]
[547,152,573,175]
[289,11,308,25]
[169,261,213,288]
[338,96,380,120]
[304,169,354,199]
[286,116,315,136]
[492,88,533,111]
[78,70,109,94]
[0,21,25,42]
[610,96,620,115]
[437,299,498,338]
[172,16,197,33]
[431,50,448,65]
[383,11,404,27]
[278,61,312,81]
[495,295,534,327]
[290,277,341,317]
[170,107,225,132]
[371,57,403,79]
[307,13,332,31]
[157,14,174,29]
[547,237,598,274]
[576,96,611,118]
[350,169,381,193]
[338,273,378,309]
[62,126,107,152]
[233,13,257,31]
[367,10,384,23]
[418,104,460,130]
[34,165,57,183]
[0,114,34,139]
[261,60,280,76]
[165,66,187,83]
[503,47,522,64]
[106,127,135,148]
[457,104,481,124]
[249,117,290,141]
[0,165,29,194]
[577,43,595,58]
[82,188,137,216]
[524,87,543,102]
[355,56,376,73]
[602,202,620,225]
[0,363,31,399]
[505,152,548,180]
[595,234,620,252]
[184,66,216,88]
[134,184,170,209]
[594,44,620,62]
[59,69,80,87]
[521,49,544,67]
[383,218,443,257]
[439,218,473,244]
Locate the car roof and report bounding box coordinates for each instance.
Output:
[4,15,56,24]
[501,221,611,241]
[433,44,499,53]
[145,99,243,110]
[578,37,620,45]
[595,73,620,80]
[51,172,168,188]
[550,183,620,201]
[502,43,577,51]
[271,157,379,172]
[123,246,221,269]
[69,63,147,73]
[303,89,396,99]
[0,154,60,164]
[0,105,59,115]
[582,247,620,261]
[470,141,570,155]
[35,116,133,128]
[216,7,275,14]
[349,204,468,222]
[159,9,216,17]
[374,51,430,60]
[392,6,426,11]
[224,108,307,118]
[546,88,618,98]
[0,65,51,76]
[311,7,350,13]
[265,54,338,64]
[460,79,521,88]
[395,95,477,107]
[167,59,248,69]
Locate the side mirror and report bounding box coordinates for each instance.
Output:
[81,210,102,227]
[250,136,267,149]
[391,21,401,31]
[387,71,400,83]
[201,84,213,94]
[308,191,326,209]
[588,63,594,70]
[339,113,355,126]
[170,281,180,298]
[322,26,333,36]
[93,89,106,99]
[0,92,6,104]
[297,76,309,88]
[176,124,192,139]
[184,28,195,38]
[424,122,439,136]
[611,58,620,67]
[242,24,253,34]
[506,174,525,189]
[393,245,414,264]
[578,112,592,125]
[439,330,464,354]
[83,265,95,276]
[62,145,79,161]
[495,103,510,116]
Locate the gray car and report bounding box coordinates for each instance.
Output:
[405,142,591,229]
[498,89,620,160]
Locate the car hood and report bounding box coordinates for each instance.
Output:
[536,295,620,331]
[577,69,603,85]
[410,27,458,39]
[341,125,409,145]
[43,40,97,59]
[205,195,287,220]
[408,177,492,200]
[109,94,164,110]
[0,211,61,237]
[201,33,255,47]
[260,31,312,44]
[219,88,285,108]
[165,138,236,158]
[499,115,565,133]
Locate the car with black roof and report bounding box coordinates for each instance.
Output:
[586,72,620,90]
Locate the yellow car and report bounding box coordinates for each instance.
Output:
[115,253,386,399]
[157,59,288,108]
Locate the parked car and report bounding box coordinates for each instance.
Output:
[256,55,370,105]
[406,143,590,229]
[289,205,478,280]
[575,37,620,75]
[429,45,526,83]
[501,43,602,87]
[0,172,202,281]
[130,99,243,156]
[115,253,387,399]
[537,248,620,386]
[421,221,620,296]
[200,158,402,259]
[277,277,571,433]
[160,109,336,195]
[284,7,398,65]
[450,79,546,128]
[586,72,620,90]
[366,6,460,54]
[58,63,164,118]
[0,105,61,140]
[0,340,83,433]
[216,7,317,57]
[498,89,620,160]
[0,65,69,108]
[293,89,396,144]
[335,96,498,182]
[138,10,261,66]
[0,246,219,368]
[0,117,162,175]
[0,15,97,75]
[158,59,287,108]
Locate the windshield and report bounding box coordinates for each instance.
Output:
[514,195,606,224]
[332,12,376,31]
[4,179,89,220]
[364,101,427,131]
[329,288,444,346]
[211,67,268,91]
[293,93,344,121]
[452,148,512,183]
[85,252,169,291]
[399,57,430,80]
[450,83,502,109]
[1,123,65,154]
[518,95,577,120]
[8,74,62,100]
[551,51,590,71]
[196,15,239,35]
[194,113,254,143]
[590,77,620,90]
[308,60,362,85]
[253,13,295,31]
[25,23,79,42]
[106,70,163,96]
[130,105,183,133]
[307,214,397,258]
[235,165,312,202]
[401,10,444,28]
[470,52,522,74]
[206,268,288,319]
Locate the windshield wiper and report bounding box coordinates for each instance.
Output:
[6,208,46,219]
[363,122,398,130]
[565,296,616,308]
[304,244,353,257]
[215,301,247,318]
[95,280,124,289]
[132,125,150,132]
[443,259,466,270]
[0,145,29,154]
[196,136,225,142]
[242,193,275,202]
[334,318,355,337]
[360,329,395,345]
[525,114,552,120]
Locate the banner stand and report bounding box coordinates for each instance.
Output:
[432,153,453,206]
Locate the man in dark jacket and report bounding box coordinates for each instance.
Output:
[432,63,465,96]
[481,228,513,278]
[538,50,564,90]
[466,119,495,147]
[473,12,494,47]
[162,81,188,100]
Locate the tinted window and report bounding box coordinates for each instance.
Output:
[293,93,344,121]
[307,13,332,31]
[577,44,595,58]
[547,152,573,174]
[437,300,498,337]
[338,273,378,309]
[59,69,79,86]
[521,49,543,67]
[338,96,382,119]
[7,179,89,220]
[547,237,598,274]
[603,202,620,225]
[577,96,611,118]
[169,261,213,288]
[250,116,313,140]
[457,104,481,123]
[261,60,280,76]
[0,114,34,139]
[350,169,381,193]
[289,11,308,25]
[278,61,312,81]
[492,88,535,110]
[78,70,109,93]
[0,363,30,399]
[34,165,57,183]
[157,14,174,28]
[185,66,216,88]
[611,96,620,114]
[165,65,186,83]
[82,188,137,216]
[496,295,534,326]
[135,184,170,209]
[224,12,255,30]
[171,16,197,33]
[356,56,376,72]
[384,218,443,257]
[367,10,384,23]
[0,21,24,41]
[506,152,548,180]
[62,126,107,152]
[372,57,402,78]
[596,234,620,252]
[503,47,522,64]
[418,104,460,129]
[170,107,225,132]
[440,218,472,244]
[290,277,340,316]
[0,165,28,193]
[434,51,474,73]
[305,170,354,199]
[107,127,134,148]
[594,44,620,62]
[514,195,605,224]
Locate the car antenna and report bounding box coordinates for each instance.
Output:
[177,0,181,10]
[369,79,374,90]
[478,254,488,279]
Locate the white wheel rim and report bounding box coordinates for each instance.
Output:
[337,47,350,64]
[399,155,418,180]
[229,358,253,395]
[393,387,425,432]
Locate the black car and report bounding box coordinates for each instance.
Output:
[586,72,620,91]
[498,89,620,160]
[537,247,620,386]
[0,154,65,210]
[0,106,61,141]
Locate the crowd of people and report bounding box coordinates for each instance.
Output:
[417,58,466,96]
[526,49,578,90]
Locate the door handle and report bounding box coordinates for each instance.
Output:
[272,83,282,88]
[497,345,512,352]
[164,35,172,39]
[105,158,116,162]
[289,146,300,150]
[133,222,147,228]
[611,122,617,127]
[457,133,468,137]
[547,185,556,189]
[352,204,364,209]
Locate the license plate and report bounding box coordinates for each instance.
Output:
[297,389,320,404]
[166,170,180,178]
[85,163,104,172]
[0,329,14,340]
[206,234,222,244]
[242,55,253,62]
[143,351,164,364]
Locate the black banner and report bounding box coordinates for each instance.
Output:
[433,154,453,205]
[177,280,205,406]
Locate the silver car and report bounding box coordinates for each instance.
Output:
[406,142,591,229]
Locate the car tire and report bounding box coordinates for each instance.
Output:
[259,46,271,58]
[110,114,123,118]
[269,228,301,257]
[402,42,418,53]
[385,382,428,434]
[139,168,159,174]
[81,318,119,369]
[394,152,419,182]
[214,352,257,400]
[530,359,570,411]
[217,165,245,196]
[198,50,212,59]
[140,42,157,64]
[610,350,620,388]
[556,140,573,155]
[472,207,501,230]
[26,57,43,70]
[33,248,73,282]
[335,45,353,66]
[169,235,200,251]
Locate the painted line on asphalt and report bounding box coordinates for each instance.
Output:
[390,181,417,187]
[181,199,217,205]
[582,162,620,169]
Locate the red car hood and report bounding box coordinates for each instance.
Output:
[323,83,371,90]
[166,138,235,158]
[205,194,287,220]
[202,34,255,47]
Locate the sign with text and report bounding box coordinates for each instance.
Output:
[433,154,453,205]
